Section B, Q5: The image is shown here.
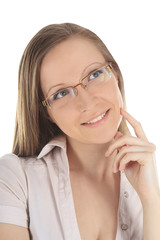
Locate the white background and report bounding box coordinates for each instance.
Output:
[0,0,159,180]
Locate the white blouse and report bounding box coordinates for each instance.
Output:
[0,134,143,239]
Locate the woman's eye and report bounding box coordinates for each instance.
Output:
[52,89,70,101]
[89,69,103,81]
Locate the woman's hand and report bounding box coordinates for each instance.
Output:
[105,108,160,203]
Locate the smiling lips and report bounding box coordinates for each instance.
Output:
[82,109,110,125]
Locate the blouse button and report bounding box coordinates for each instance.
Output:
[121,224,128,231]
[124,191,129,198]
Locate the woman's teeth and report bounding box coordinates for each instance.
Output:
[86,112,106,124]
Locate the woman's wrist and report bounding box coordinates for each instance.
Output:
[140,191,160,209]
[141,191,160,240]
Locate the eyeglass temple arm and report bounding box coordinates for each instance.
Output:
[42,100,49,107]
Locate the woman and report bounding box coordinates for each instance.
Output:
[0,23,159,240]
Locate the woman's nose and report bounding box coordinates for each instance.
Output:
[75,87,99,112]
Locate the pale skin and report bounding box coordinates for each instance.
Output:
[107,108,160,240]
[42,37,160,239]
[1,37,160,239]
[41,37,123,180]
[2,109,159,240]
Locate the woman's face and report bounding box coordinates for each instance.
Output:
[40,37,123,145]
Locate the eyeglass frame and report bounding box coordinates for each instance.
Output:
[42,63,113,108]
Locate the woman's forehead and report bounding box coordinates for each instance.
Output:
[43,37,103,63]
[40,37,105,94]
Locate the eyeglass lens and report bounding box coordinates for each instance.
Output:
[46,65,112,109]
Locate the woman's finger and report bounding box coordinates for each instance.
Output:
[114,131,123,140]
[120,108,148,141]
[105,135,147,157]
[113,152,150,172]
[115,144,155,160]
[113,144,155,171]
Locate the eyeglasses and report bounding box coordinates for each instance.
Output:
[42,64,112,109]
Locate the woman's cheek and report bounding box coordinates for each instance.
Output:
[109,79,123,108]
[111,81,123,128]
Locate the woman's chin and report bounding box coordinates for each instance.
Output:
[89,114,122,144]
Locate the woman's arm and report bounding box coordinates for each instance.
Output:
[142,194,160,240]
[0,155,29,239]
[105,108,160,239]
[0,223,30,240]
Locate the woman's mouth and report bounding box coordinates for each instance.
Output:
[81,109,110,128]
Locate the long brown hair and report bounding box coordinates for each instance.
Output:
[12,23,130,157]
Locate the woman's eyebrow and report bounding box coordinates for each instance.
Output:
[80,61,105,78]
[47,83,66,96]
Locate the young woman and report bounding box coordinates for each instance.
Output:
[0,23,159,240]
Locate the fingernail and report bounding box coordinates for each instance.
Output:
[105,151,110,157]
[112,168,117,173]
[119,166,124,171]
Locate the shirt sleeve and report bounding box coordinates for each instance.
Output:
[0,154,28,228]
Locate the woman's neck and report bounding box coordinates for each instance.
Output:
[67,137,117,181]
